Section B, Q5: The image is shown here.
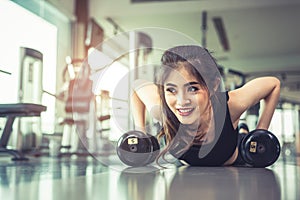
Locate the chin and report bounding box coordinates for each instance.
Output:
[178,118,198,126]
[175,111,199,125]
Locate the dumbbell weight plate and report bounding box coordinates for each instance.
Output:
[240,129,281,167]
[116,131,160,167]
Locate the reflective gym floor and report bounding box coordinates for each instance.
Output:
[0,150,299,200]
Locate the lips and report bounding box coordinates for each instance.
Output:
[177,107,194,116]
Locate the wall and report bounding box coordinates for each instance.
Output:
[7,0,74,133]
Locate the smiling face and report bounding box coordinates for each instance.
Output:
[163,65,211,125]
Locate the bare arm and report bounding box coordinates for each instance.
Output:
[228,76,281,129]
[131,90,146,132]
[131,80,162,132]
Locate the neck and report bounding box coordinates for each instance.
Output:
[194,104,215,144]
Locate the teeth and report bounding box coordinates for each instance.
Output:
[178,108,193,113]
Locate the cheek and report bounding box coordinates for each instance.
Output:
[165,95,176,109]
[196,94,209,109]
[191,91,207,106]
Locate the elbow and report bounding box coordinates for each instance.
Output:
[266,76,281,102]
[273,77,281,89]
[272,76,281,95]
[266,76,281,93]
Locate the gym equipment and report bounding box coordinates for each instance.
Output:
[239,129,281,167]
[116,131,160,167]
[0,103,47,160]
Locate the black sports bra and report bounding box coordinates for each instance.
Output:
[177,92,238,166]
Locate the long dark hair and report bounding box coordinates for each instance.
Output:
[155,45,225,164]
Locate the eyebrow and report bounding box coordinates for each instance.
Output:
[184,82,201,87]
[165,81,200,87]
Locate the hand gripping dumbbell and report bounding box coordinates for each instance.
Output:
[116,131,160,167]
[239,129,281,167]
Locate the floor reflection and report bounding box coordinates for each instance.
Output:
[0,154,299,200]
[0,156,107,187]
[116,166,281,200]
[168,167,280,200]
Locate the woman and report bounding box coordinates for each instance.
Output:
[131,45,280,166]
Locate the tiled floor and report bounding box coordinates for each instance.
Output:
[0,152,299,200]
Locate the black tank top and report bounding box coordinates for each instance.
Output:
[178,92,238,166]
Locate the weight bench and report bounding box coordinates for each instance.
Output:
[0,103,47,160]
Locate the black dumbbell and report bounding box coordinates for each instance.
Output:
[239,129,281,167]
[116,130,160,167]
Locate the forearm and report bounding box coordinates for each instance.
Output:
[256,78,281,130]
[131,90,146,132]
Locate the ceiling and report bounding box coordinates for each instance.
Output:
[87,0,300,104]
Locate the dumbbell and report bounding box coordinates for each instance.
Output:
[239,129,281,167]
[116,130,160,167]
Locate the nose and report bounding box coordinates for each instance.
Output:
[176,91,191,106]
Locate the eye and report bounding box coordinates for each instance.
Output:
[166,87,176,94]
[187,86,200,93]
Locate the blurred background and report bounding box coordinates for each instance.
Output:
[0,0,299,160]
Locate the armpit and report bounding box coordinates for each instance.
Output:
[149,105,162,122]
